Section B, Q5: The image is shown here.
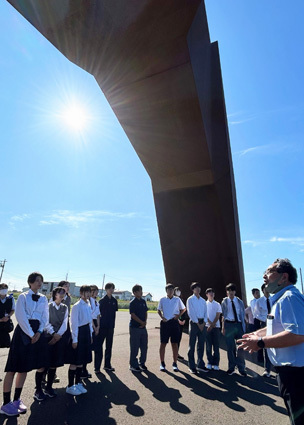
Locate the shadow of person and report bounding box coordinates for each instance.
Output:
[26,385,116,425]
[132,370,191,414]
[0,416,19,425]
[104,371,144,417]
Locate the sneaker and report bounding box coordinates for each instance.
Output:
[213,365,220,371]
[44,388,57,398]
[238,370,247,377]
[12,399,27,414]
[227,369,236,375]
[129,366,141,372]
[0,401,19,416]
[53,375,60,383]
[66,385,82,396]
[172,363,179,372]
[139,364,148,371]
[177,354,184,360]
[206,364,212,370]
[33,390,47,401]
[262,370,271,378]
[76,383,87,394]
[104,366,115,372]
[197,366,209,373]
[188,368,197,374]
[160,362,166,372]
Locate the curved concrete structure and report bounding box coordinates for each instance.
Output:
[7,0,246,302]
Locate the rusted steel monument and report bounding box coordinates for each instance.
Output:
[7,0,246,301]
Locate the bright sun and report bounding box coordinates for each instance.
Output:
[61,104,88,132]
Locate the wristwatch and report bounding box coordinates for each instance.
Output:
[257,337,265,349]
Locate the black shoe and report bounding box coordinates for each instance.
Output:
[44,388,57,398]
[104,366,115,372]
[53,374,60,383]
[238,370,247,377]
[172,362,179,372]
[139,364,148,371]
[188,368,197,374]
[197,366,209,373]
[129,366,141,372]
[160,362,166,372]
[227,369,236,376]
[177,354,184,360]
[33,390,47,401]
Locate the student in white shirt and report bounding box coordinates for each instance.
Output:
[205,288,222,370]
[1,272,49,417]
[66,285,93,396]
[186,282,208,374]
[157,284,186,372]
[250,288,263,362]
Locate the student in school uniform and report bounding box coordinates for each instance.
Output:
[81,285,100,379]
[95,283,118,373]
[205,288,222,370]
[157,283,186,372]
[44,287,69,397]
[0,283,15,351]
[0,272,49,417]
[174,287,187,361]
[59,281,72,316]
[66,285,93,396]
[129,285,148,372]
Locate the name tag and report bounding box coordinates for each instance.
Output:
[266,314,274,336]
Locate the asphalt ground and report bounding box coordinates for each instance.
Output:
[0,312,288,425]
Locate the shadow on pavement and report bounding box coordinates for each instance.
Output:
[132,370,191,414]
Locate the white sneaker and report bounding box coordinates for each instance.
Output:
[160,363,166,371]
[66,385,82,396]
[76,383,87,394]
[213,365,220,371]
[206,364,212,370]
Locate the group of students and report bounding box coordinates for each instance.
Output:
[0,274,119,417]
[0,273,271,418]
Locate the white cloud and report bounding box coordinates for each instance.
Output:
[270,236,304,246]
[10,214,31,222]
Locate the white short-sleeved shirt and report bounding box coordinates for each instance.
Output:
[157,296,185,321]
[206,300,222,328]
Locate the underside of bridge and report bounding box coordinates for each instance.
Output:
[7,0,246,302]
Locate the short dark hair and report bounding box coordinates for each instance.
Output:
[80,285,91,294]
[205,288,214,294]
[190,282,200,291]
[252,288,259,295]
[261,283,266,292]
[52,287,66,301]
[0,283,8,290]
[132,284,142,294]
[90,285,99,292]
[27,272,43,287]
[165,283,175,291]
[58,281,69,287]
[272,258,297,284]
[105,282,115,291]
[226,283,236,292]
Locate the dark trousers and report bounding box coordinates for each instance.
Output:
[276,366,304,425]
[94,327,114,371]
[224,321,245,372]
[188,322,206,370]
[260,321,271,372]
[177,324,183,350]
[206,327,220,366]
[129,327,148,368]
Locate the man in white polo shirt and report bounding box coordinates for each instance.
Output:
[205,288,222,370]
[157,284,186,372]
[187,282,208,374]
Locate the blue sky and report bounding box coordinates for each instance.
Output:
[1,1,303,301]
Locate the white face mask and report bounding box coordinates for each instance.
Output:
[175,291,181,297]
[0,289,8,296]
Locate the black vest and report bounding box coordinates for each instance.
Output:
[0,297,13,319]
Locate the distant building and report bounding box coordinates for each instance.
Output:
[23,282,77,296]
[142,292,153,301]
[113,290,132,301]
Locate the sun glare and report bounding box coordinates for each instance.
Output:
[61,104,88,132]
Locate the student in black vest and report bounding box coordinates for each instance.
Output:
[0,272,49,417]
[0,283,15,351]
[44,287,69,397]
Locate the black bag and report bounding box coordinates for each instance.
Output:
[0,319,14,333]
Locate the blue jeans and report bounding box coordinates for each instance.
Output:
[206,327,220,366]
[224,321,245,372]
[188,322,206,370]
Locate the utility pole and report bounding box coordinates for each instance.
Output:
[101,274,105,293]
[300,268,303,295]
[0,259,7,283]
[65,271,69,281]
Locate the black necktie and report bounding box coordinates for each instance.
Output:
[231,299,238,322]
[32,294,40,302]
[266,298,271,314]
